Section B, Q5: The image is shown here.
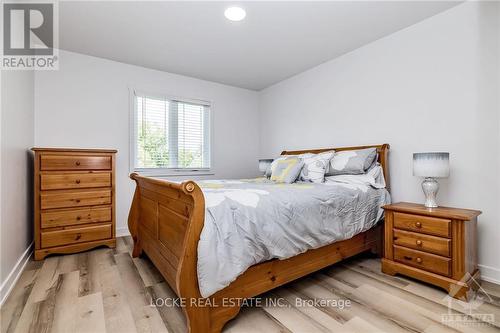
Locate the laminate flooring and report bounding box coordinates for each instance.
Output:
[2,236,499,333]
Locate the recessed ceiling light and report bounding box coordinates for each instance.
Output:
[224,7,246,22]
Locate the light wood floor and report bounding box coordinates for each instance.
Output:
[2,236,500,333]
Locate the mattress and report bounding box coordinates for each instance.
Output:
[196,177,391,297]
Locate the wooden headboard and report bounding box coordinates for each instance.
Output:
[281,143,390,191]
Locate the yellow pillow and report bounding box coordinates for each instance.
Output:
[270,158,304,183]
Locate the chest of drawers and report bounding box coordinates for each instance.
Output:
[382,202,481,300]
[32,148,117,260]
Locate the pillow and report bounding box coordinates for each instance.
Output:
[327,148,377,176]
[299,151,335,183]
[266,153,314,178]
[270,158,304,184]
[325,163,386,188]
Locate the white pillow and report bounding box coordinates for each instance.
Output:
[299,151,335,183]
[327,148,377,175]
[325,164,386,188]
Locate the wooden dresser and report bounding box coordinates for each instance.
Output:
[382,202,481,300]
[32,148,117,260]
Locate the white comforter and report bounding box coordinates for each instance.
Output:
[196,174,390,298]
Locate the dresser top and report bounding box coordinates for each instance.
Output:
[383,202,481,221]
[31,147,117,153]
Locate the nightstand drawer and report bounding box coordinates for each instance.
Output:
[394,212,451,237]
[394,245,451,276]
[393,229,451,257]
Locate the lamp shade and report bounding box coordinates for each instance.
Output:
[413,152,450,178]
[259,159,273,173]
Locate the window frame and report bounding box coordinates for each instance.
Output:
[129,87,214,176]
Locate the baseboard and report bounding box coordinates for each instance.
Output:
[0,242,34,306]
[479,264,500,285]
[116,227,131,237]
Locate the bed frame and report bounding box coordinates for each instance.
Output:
[128,144,390,333]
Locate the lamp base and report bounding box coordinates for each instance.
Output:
[422,177,439,208]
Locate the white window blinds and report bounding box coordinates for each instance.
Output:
[134,93,210,171]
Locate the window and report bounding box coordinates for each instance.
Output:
[132,92,211,173]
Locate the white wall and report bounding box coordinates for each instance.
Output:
[29,2,500,283]
[0,69,35,303]
[260,2,500,281]
[34,50,260,234]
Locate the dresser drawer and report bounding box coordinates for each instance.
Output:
[393,212,451,237]
[41,172,111,190]
[393,229,451,257]
[41,224,112,248]
[41,206,112,228]
[41,189,111,209]
[394,245,450,276]
[40,155,111,171]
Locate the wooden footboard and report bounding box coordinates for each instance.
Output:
[128,174,210,331]
[128,144,389,333]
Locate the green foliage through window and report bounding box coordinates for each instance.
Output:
[138,122,169,168]
[134,95,210,170]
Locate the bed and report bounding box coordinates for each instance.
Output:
[128,144,390,333]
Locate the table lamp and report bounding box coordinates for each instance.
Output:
[259,159,273,176]
[413,152,450,208]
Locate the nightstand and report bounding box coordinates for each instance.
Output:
[381,202,481,300]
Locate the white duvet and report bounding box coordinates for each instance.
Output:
[196,171,390,298]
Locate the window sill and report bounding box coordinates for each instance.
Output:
[133,169,214,177]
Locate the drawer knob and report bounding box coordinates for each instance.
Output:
[75,199,81,203]
[76,161,81,166]
[416,240,423,246]
[415,222,422,228]
[416,257,422,263]
[75,179,81,184]
[75,233,82,240]
[76,216,81,221]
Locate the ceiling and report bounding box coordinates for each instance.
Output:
[59,1,460,90]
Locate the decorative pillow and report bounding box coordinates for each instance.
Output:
[270,158,304,184]
[266,156,286,177]
[327,148,377,176]
[266,153,314,178]
[299,151,335,183]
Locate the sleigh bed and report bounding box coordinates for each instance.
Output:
[128,144,390,333]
